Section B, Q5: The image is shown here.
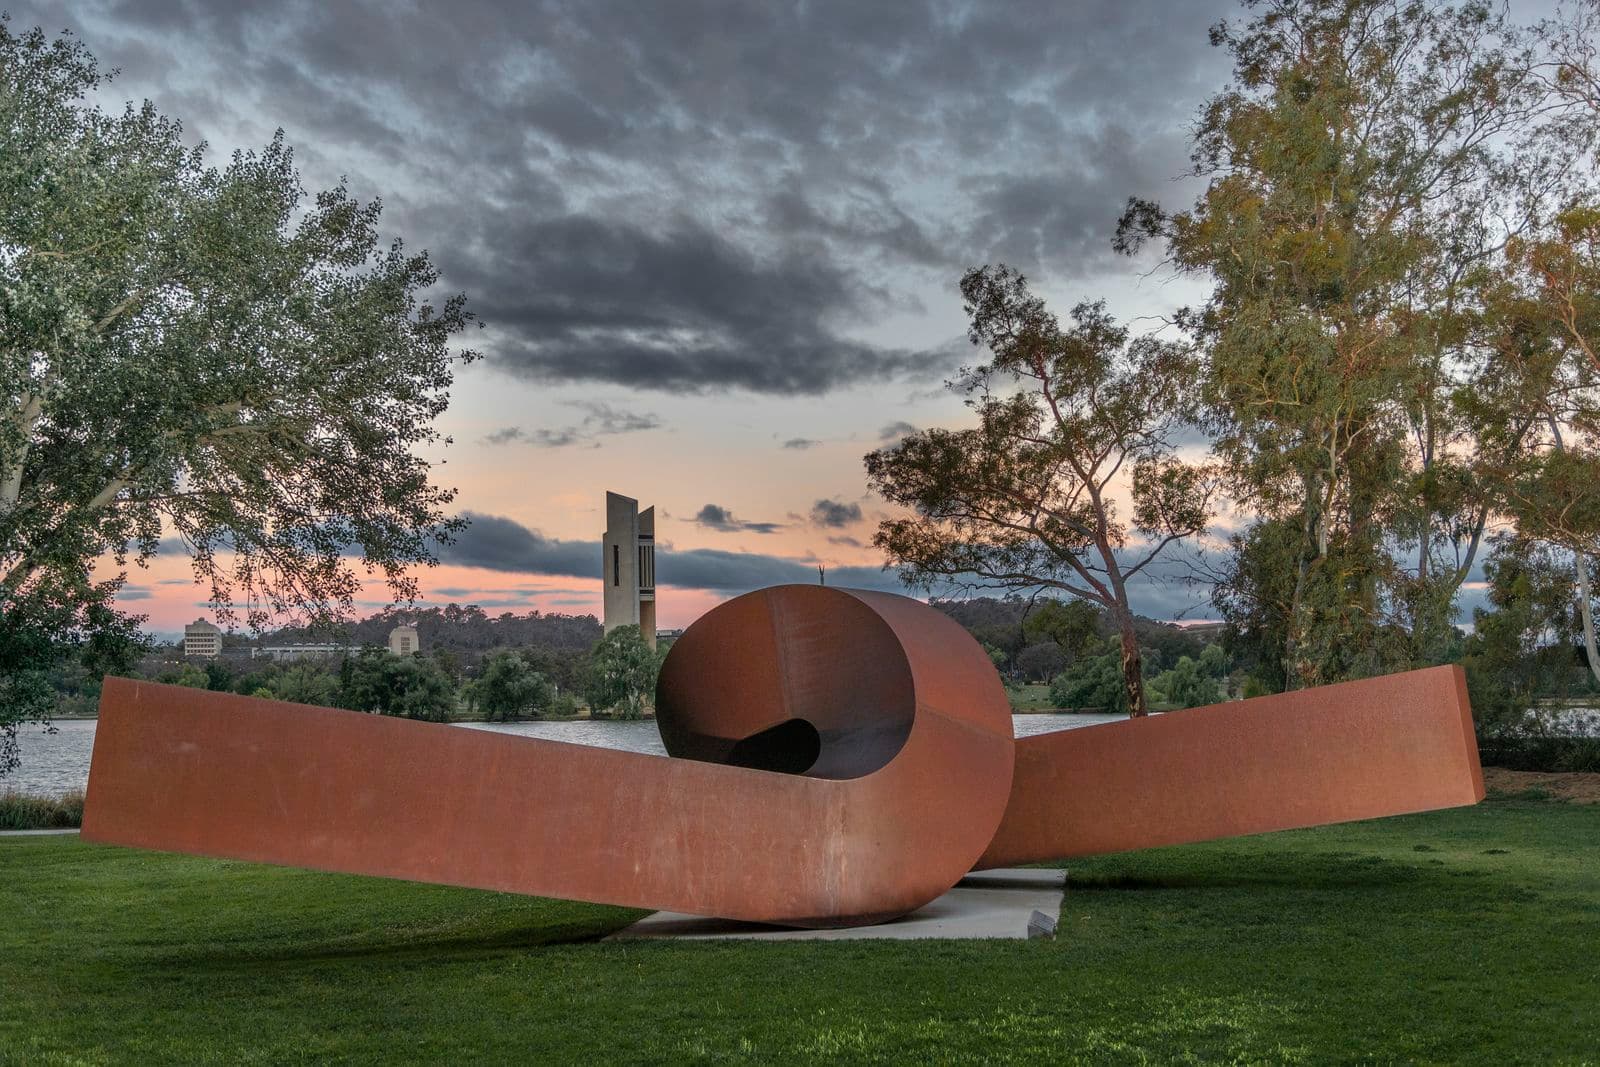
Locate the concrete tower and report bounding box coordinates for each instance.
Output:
[602,491,656,649]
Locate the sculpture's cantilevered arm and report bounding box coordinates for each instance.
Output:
[977,664,1483,869]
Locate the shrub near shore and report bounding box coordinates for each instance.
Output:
[0,791,83,830]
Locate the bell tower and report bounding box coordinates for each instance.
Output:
[601,491,656,649]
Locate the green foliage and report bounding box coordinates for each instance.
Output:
[265,604,601,660]
[1137,623,1209,674]
[267,664,338,707]
[337,648,455,722]
[203,660,231,692]
[1119,1,1594,689]
[477,651,554,722]
[1475,735,1600,773]
[0,576,142,774]
[1148,655,1226,709]
[1022,599,1101,663]
[1460,538,1585,734]
[1014,641,1067,683]
[0,21,475,769]
[1214,515,1414,690]
[518,644,592,696]
[166,664,209,689]
[1241,675,1272,699]
[0,789,82,829]
[867,267,1216,715]
[1048,649,1128,713]
[972,624,1025,671]
[583,625,658,719]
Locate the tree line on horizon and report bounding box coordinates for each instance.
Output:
[92,619,665,726]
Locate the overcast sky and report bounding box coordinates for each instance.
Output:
[22,0,1552,632]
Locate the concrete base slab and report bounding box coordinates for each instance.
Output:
[609,868,1066,941]
[0,828,79,837]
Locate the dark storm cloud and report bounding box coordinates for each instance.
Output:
[693,504,783,535]
[31,0,1237,396]
[458,215,948,394]
[782,438,820,450]
[483,400,661,448]
[809,499,863,528]
[879,422,919,442]
[438,513,597,576]
[436,512,905,593]
[435,512,1207,613]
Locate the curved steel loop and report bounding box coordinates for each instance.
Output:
[83,586,1015,926]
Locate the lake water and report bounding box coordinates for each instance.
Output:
[3,712,1125,798]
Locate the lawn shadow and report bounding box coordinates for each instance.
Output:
[138,912,644,971]
[1064,850,1488,894]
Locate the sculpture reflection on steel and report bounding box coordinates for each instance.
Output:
[81,585,1485,928]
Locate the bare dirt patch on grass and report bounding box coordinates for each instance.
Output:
[1483,767,1600,803]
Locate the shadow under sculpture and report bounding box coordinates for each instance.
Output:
[81,585,1485,928]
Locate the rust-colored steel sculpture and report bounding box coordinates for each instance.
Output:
[978,664,1483,868]
[81,585,1484,928]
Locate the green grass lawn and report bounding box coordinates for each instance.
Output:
[1008,683,1178,713]
[1010,682,1071,711]
[3,798,1598,1064]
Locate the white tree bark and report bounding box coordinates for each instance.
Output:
[1547,419,1600,685]
[1576,551,1600,687]
[0,391,42,512]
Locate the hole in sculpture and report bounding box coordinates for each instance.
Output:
[725,718,822,775]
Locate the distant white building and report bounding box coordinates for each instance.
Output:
[183,619,222,658]
[252,644,359,662]
[388,624,420,656]
[602,491,656,649]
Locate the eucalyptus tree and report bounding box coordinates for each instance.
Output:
[1116,0,1582,687]
[0,23,477,771]
[1021,597,1102,665]
[1493,203,1600,684]
[866,266,1216,717]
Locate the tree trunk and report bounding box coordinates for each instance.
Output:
[1576,550,1600,688]
[1114,607,1148,717]
[1547,421,1600,685]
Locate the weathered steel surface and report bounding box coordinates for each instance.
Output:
[81,585,1485,927]
[977,664,1483,868]
[82,586,1014,927]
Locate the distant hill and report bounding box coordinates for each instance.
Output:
[262,604,602,654]
[930,596,1213,642]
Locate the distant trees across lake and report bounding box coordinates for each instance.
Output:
[36,606,661,726]
[262,604,602,656]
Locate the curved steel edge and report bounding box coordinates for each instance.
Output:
[81,586,1014,927]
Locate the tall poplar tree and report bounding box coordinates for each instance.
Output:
[0,23,477,771]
